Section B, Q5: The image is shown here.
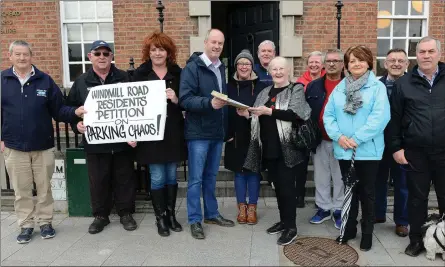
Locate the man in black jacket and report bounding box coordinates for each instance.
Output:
[66,40,138,234]
[376,48,409,238]
[390,36,445,257]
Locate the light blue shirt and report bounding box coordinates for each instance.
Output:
[200,53,222,92]
[417,67,439,87]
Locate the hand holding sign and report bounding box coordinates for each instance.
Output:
[127,141,137,148]
[77,121,86,134]
[75,106,87,118]
[166,88,178,104]
[83,80,167,144]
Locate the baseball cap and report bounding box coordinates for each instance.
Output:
[90,40,112,52]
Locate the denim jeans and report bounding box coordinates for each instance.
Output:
[187,140,223,224]
[234,172,260,204]
[149,162,178,190]
[375,151,408,226]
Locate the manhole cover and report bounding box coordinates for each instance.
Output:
[283,237,359,266]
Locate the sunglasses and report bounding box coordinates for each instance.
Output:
[92,51,111,57]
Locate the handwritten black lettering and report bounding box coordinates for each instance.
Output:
[91,87,124,99]
[96,96,147,110]
[127,85,149,96]
[96,107,144,120]
[86,125,127,141]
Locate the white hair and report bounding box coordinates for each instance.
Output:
[416,36,441,53]
[268,56,293,80]
[306,51,323,64]
[9,40,32,55]
[258,40,276,52]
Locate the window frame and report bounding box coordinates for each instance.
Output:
[60,1,114,88]
[376,1,429,76]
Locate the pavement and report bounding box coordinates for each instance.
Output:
[1,197,444,266]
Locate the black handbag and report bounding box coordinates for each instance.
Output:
[292,117,322,151]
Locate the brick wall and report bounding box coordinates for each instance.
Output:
[294,1,378,78]
[0,0,63,85]
[429,2,445,61]
[113,0,198,71]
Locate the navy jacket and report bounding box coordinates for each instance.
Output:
[179,52,228,140]
[1,65,76,152]
[305,76,327,123]
[253,64,273,86]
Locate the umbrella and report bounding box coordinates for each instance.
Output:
[338,148,358,244]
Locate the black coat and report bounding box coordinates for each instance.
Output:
[390,62,445,153]
[66,64,132,154]
[132,61,187,164]
[224,76,266,173]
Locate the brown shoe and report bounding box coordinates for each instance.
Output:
[395,225,408,237]
[237,203,247,224]
[247,204,257,225]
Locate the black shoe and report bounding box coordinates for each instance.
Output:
[165,184,183,232]
[296,196,305,208]
[267,222,285,235]
[40,224,56,239]
[277,228,298,246]
[405,241,425,257]
[151,188,170,237]
[17,228,33,244]
[190,222,205,239]
[120,214,137,231]
[336,231,357,244]
[88,216,110,234]
[204,215,235,227]
[360,234,372,251]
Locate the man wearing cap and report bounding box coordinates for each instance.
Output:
[1,40,86,244]
[66,40,138,234]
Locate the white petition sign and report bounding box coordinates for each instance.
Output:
[83,80,167,144]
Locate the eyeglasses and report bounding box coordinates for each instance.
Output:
[237,63,252,67]
[386,59,407,64]
[92,51,111,57]
[325,60,343,64]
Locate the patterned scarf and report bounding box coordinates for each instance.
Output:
[343,70,370,115]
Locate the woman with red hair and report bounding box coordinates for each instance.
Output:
[133,31,187,237]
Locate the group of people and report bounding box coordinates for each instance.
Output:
[1,29,444,258]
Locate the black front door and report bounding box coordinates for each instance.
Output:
[227,1,279,77]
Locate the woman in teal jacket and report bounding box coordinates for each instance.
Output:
[323,45,390,252]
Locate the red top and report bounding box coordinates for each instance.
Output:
[320,78,341,140]
[297,69,327,91]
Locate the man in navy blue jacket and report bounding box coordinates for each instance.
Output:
[253,40,275,86]
[180,28,235,239]
[1,40,84,244]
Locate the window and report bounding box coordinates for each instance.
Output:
[60,1,114,87]
[376,1,429,76]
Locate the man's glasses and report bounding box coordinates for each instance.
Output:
[386,59,407,64]
[92,51,111,57]
[325,60,343,64]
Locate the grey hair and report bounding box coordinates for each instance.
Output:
[416,36,441,53]
[9,40,32,55]
[204,28,224,41]
[324,49,344,63]
[258,40,276,52]
[306,51,323,64]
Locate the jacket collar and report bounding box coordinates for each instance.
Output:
[85,64,124,85]
[3,64,44,81]
[136,60,181,80]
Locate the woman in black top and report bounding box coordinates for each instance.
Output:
[225,50,266,225]
[240,56,311,246]
[132,31,186,237]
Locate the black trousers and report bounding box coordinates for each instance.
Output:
[295,156,309,198]
[86,150,136,217]
[339,160,379,235]
[403,148,445,243]
[267,158,306,229]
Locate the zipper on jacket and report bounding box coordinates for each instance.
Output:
[234,132,237,148]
